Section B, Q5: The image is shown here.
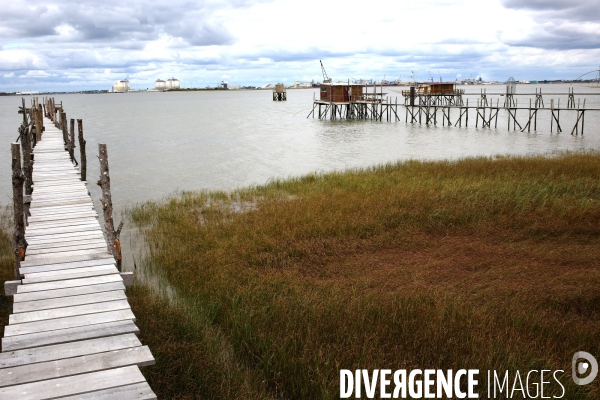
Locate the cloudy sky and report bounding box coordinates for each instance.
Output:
[0,0,599,91]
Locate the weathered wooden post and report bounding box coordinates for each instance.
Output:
[61,112,68,146]
[35,104,44,142]
[54,99,59,125]
[17,99,34,195]
[11,143,27,278]
[98,144,123,271]
[19,125,33,196]
[78,119,86,181]
[69,118,77,164]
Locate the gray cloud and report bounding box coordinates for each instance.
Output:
[503,24,600,50]
[501,0,572,11]
[0,0,240,46]
[500,0,600,50]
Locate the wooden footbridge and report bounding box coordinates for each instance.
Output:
[1,99,156,399]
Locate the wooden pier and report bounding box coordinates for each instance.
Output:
[308,83,598,134]
[403,98,597,134]
[1,99,156,399]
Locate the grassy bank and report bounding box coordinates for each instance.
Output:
[128,152,598,397]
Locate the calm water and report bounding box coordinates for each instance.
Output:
[1,84,599,269]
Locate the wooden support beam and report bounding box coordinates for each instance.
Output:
[12,143,27,278]
[98,144,123,271]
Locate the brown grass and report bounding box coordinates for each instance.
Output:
[127,152,600,398]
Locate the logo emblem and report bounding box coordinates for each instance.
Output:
[572,351,598,385]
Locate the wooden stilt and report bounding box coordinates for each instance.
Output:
[97,144,123,271]
[11,143,27,277]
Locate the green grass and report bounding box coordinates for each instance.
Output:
[3,152,600,398]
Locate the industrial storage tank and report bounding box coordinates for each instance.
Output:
[113,79,130,92]
[167,78,180,89]
[155,79,167,91]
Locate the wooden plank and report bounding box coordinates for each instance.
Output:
[21,265,118,284]
[26,242,107,256]
[27,230,104,244]
[4,309,136,336]
[24,248,110,262]
[27,238,106,252]
[29,195,92,204]
[13,290,126,313]
[16,274,123,294]
[0,346,153,388]
[26,243,107,257]
[28,212,97,222]
[28,212,96,222]
[26,220,99,232]
[30,198,92,206]
[31,178,82,185]
[24,224,101,238]
[23,264,115,280]
[0,365,146,399]
[31,179,86,187]
[29,208,96,218]
[32,171,79,178]
[26,219,99,231]
[32,178,84,184]
[31,189,89,197]
[2,320,139,351]
[10,299,130,324]
[60,382,156,400]
[30,203,93,211]
[13,282,124,303]
[25,231,104,246]
[0,334,141,368]
[32,166,77,171]
[19,257,115,276]
[30,185,88,196]
[21,253,110,267]
[29,199,93,209]
[32,174,81,180]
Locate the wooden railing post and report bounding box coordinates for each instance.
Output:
[36,103,44,142]
[19,124,33,196]
[61,112,68,146]
[69,118,77,164]
[98,144,123,271]
[11,143,27,278]
[17,98,34,196]
[78,119,86,181]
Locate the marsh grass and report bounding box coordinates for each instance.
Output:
[122,153,600,397]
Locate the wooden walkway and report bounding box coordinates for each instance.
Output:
[0,116,156,399]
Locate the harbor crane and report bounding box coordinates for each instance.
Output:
[320,60,332,83]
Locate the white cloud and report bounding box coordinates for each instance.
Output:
[19,70,54,77]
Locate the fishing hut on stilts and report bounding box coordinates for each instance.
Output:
[307,60,400,121]
[401,81,465,106]
[273,84,287,101]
